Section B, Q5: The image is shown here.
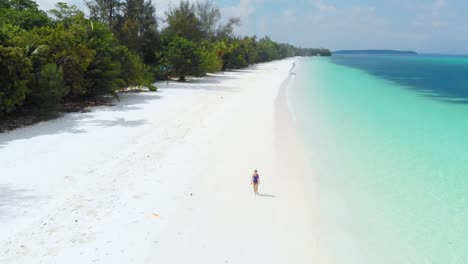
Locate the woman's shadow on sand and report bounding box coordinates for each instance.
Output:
[257,193,276,198]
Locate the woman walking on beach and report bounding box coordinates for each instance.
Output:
[251,170,260,195]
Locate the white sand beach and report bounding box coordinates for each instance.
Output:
[0,59,317,264]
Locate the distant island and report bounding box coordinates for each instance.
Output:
[333,50,418,55]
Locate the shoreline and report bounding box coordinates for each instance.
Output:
[284,61,298,123]
[273,59,319,263]
[0,58,315,264]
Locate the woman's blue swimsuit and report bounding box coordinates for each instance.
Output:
[253,175,259,184]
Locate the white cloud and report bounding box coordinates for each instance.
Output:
[312,0,336,12]
[280,8,297,26]
[220,0,262,34]
[408,0,450,31]
[351,6,375,14]
[431,0,448,10]
[391,0,448,11]
[220,0,258,20]
[305,4,380,32]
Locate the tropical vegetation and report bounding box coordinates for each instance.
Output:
[0,0,331,121]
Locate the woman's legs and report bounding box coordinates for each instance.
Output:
[254,183,259,194]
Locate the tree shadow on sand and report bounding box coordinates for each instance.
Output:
[158,74,241,92]
[0,92,160,148]
[165,82,237,92]
[228,69,256,73]
[82,117,148,128]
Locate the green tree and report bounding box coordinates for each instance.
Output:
[119,0,159,64]
[220,39,251,69]
[216,17,240,40]
[0,0,50,30]
[257,36,280,62]
[162,37,205,81]
[200,41,222,73]
[243,36,259,64]
[86,0,123,30]
[36,63,66,110]
[0,45,32,115]
[163,1,203,42]
[46,24,96,98]
[48,2,85,27]
[84,21,123,98]
[115,45,156,91]
[85,21,155,95]
[196,0,220,40]
[138,0,159,64]
[0,23,26,46]
[0,0,38,10]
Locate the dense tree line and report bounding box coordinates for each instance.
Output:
[0,0,331,118]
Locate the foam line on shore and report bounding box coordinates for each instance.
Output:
[282,60,298,124]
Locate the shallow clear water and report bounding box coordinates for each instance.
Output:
[291,55,468,264]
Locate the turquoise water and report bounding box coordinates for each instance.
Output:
[291,56,468,263]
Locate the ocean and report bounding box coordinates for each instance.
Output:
[290,55,468,263]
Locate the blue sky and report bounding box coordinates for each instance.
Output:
[36,0,468,54]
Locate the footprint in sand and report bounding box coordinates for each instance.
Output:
[64,176,75,182]
[87,209,98,217]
